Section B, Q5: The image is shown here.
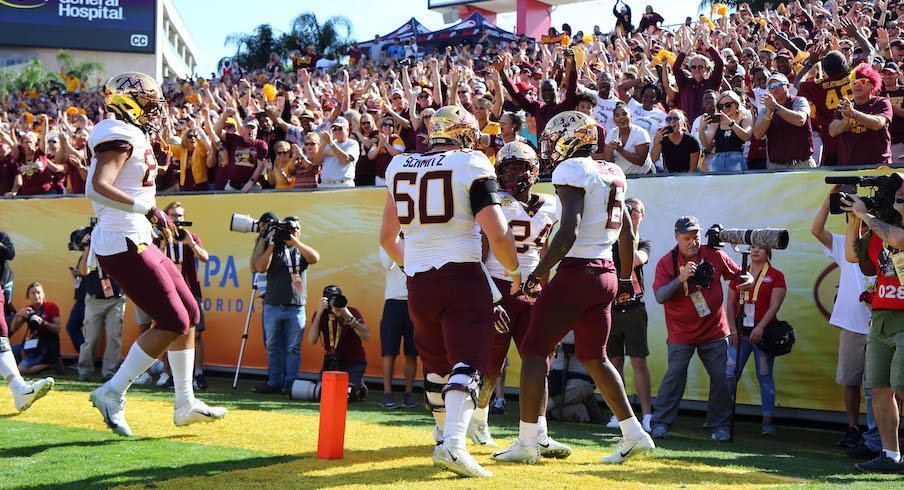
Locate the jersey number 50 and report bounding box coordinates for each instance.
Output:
[393,170,453,224]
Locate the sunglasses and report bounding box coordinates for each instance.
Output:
[841,46,852,52]
[331,126,344,131]
[276,150,290,155]
[690,65,705,70]
[767,81,785,90]
[361,121,372,126]
[458,90,470,95]
[717,102,735,109]
[665,116,680,122]
[304,142,316,146]
[417,94,430,99]
[391,96,402,100]
[382,123,394,128]
[851,78,873,86]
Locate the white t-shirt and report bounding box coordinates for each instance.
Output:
[551,157,626,260]
[824,233,873,334]
[321,138,360,182]
[485,191,558,281]
[379,247,408,300]
[627,98,667,138]
[593,92,620,133]
[605,124,653,174]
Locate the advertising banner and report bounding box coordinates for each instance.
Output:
[0,0,156,54]
[0,168,891,412]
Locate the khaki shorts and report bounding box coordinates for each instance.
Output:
[836,328,867,386]
[865,309,904,393]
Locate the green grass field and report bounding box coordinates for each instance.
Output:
[0,373,901,490]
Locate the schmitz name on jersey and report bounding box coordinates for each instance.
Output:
[402,154,447,168]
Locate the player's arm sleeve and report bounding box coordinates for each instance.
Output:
[470,178,501,216]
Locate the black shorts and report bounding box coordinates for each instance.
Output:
[380,299,417,357]
[606,304,649,358]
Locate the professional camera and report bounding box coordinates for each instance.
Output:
[688,261,715,289]
[230,213,296,241]
[705,224,790,250]
[68,217,97,251]
[26,312,43,332]
[825,174,904,224]
[230,213,271,234]
[173,220,193,241]
[324,285,347,309]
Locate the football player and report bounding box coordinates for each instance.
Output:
[85,72,226,437]
[468,141,570,459]
[380,105,521,478]
[493,111,655,465]
[0,289,54,412]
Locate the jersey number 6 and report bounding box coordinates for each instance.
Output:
[393,170,454,225]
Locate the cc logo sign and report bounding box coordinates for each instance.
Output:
[130,34,148,47]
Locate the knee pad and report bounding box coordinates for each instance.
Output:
[442,363,482,407]
[425,373,449,412]
[0,337,9,353]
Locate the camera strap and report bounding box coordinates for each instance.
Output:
[166,242,184,265]
[289,248,301,274]
[328,317,342,352]
[672,246,693,296]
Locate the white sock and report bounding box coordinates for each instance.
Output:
[519,420,538,446]
[168,348,196,408]
[443,390,475,449]
[883,449,902,462]
[0,348,26,392]
[619,416,645,440]
[537,415,549,444]
[108,342,156,395]
[432,411,446,443]
[472,404,489,425]
[194,367,203,376]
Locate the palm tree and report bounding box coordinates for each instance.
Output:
[56,50,105,82]
[224,23,282,71]
[14,59,62,92]
[282,13,353,59]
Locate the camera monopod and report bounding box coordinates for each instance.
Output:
[232,273,261,389]
[728,246,749,443]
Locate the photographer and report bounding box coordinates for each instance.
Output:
[308,285,370,402]
[0,229,14,306]
[164,202,210,389]
[842,187,904,473]
[650,216,753,442]
[252,216,320,394]
[9,283,61,375]
[76,235,126,382]
[546,331,604,424]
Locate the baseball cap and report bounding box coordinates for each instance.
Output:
[515,81,535,93]
[391,88,405,98]
[332,116,349,128]
[767,73,789,85]
[883,61,901,73]
[299,109,315,120]
[674,216,701,234]
[243,116,259,127]
[891,38,903,48]
[323,285,343,298]
[224,117,237,126]
[259,212,279,224]
[776,49,793,60]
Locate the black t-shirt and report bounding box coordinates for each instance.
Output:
[264,244,309,306]
[660,133,700,173]
[82,267,123,299]
[612,236,652,303]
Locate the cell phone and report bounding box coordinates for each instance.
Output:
[662,126,675,135]
[708,113,721,123]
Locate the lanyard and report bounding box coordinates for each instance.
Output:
[742,262,769,303]
[289,248,301,274]
[167,242,184,264]
[328,317,342,351]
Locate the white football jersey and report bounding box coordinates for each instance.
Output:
[551,157,626,260]
[486,191,557,281]
[86,119,157,256]
[385,149,496,276]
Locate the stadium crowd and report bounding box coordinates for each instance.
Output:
[1,0,903,197]
[1,0,904,476]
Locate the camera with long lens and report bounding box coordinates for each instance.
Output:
[173,220,193,241]
[68,217,97,251]
[825,174,903,225]
[230,213,296,242]
[230,213,269,234]
[324,285,347,309]
[688,261,715,288]
[705,224,790,250]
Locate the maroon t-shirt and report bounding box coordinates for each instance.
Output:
[223,133,268,187]
[0,154,17,195]
[316,306,366,365]
[799,73,852,157]
[834,96,894,166]
[66,154,86,194]
[153,142,178,190]
[881,86,904,146]
[163,232,204,298]
[16,148,55,195]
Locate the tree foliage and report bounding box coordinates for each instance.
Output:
[0,58,63,96]
[222,12,354,71]
[56,50,105,81]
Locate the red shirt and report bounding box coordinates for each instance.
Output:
[16,148,55,195]
[799,73,852,157]
[729,264,786,326]
[868,233,904,311]
[315,306,366,365]
[653,246,743,344]
[834,96,894,166]
[32,300,61,336]
[223,133,268,187]
[163,232,204,298]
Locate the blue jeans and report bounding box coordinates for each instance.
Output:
[262,304,305,389]
[863,387,883,451]
[66,298,86,352]
[726,336,776,417]
[709,151,747,173]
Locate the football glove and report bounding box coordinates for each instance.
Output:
[146,207,178,242]
[493,305,510,334]
[522,274,541,300]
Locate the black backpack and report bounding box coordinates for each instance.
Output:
[758,320,795,356]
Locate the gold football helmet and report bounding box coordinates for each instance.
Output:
[495,141,539,195]
[540,110,598,164]
[104,72,166,133]
[427,105,480,149]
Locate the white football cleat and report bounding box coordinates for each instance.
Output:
[433,442,493,477]
[13,377,54,412]
[89,385,132,437]
[606,415,619,429]
[642,413,653,433]
[467,419,498,447]
[600,433,655,464]
[539,437,573,459]
[132,372,152,385]
[174,399,228,427]
[156,372,171,386]
[491,438,540,464]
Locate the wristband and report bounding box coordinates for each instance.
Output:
[506,266,522,277]
[619,278,633,283]
[132,201,152,214]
